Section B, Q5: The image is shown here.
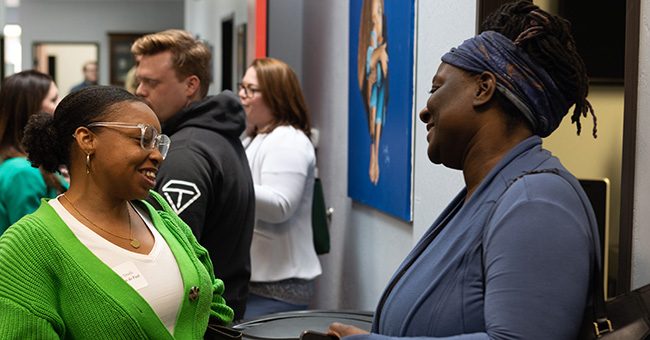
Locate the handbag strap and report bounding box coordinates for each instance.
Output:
[591,247,612,336]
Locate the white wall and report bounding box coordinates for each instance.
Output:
[18,0,183,88]
[411,1,473,240]
[631,0,650,289]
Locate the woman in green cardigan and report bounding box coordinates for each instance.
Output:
[0,86,233,338]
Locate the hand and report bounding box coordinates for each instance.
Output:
[328,322,369,338]
[368,67,378,85]
[378,44,389,75]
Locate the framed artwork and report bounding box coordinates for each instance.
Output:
[348,0,415,221]
[108,33,149,87]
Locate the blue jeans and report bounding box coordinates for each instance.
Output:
[243,293,308,321]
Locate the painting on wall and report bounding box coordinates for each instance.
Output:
[108,33,149,87]
[348,0,415,221]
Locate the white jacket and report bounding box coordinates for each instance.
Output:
[242,125,322,282]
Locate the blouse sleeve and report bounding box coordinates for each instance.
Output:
[4,166,47,226]
[254,143,312,224]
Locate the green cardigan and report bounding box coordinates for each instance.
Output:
[0,191,233,339]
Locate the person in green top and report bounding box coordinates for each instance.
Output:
[0,70,66,234]
[0,86,233,338]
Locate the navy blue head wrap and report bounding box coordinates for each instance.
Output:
[441,30,570,137]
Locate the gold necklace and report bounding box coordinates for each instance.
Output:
[61,194,141,249]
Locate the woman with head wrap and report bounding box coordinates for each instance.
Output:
[329,1,599,339]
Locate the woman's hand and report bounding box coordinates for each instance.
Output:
[328,322,369,338]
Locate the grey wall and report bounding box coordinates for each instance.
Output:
[267,0,303,80]
[18,0,183,88]
[632,0,650,289]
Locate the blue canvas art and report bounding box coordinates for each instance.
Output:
[348,0,415,221]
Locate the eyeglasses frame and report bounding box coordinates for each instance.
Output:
[86,122,171,159]
[237,82,261,98]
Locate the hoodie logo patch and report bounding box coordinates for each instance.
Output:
[161,180,202,214]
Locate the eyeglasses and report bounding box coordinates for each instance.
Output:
[87,122,171,159]
[237,82,261,98]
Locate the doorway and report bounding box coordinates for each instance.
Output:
[222,16,234,91]
[33,42,99,98]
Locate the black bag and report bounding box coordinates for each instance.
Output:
[312,177,330,255]
[580,283,650,339]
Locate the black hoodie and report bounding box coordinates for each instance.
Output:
[152,90,255,320]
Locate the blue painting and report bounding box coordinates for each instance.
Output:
[348,0,415,221]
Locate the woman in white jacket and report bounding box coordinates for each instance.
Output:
[239,58,321,319]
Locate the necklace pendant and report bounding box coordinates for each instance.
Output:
[130,239,141,249]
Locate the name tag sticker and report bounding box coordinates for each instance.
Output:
[113,261,149,290]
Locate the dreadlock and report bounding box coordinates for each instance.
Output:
[481,0,597,138]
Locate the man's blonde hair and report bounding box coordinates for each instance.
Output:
[132,29,212,98]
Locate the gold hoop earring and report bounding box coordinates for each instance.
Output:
[86,153,91,174]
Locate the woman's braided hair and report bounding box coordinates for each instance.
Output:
[481,0,597,137]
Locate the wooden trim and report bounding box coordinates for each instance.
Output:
[617,0,641,295]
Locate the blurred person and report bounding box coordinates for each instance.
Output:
[0,86,233,338]
[132,29,255,321]
[239,58,321,319]
[70,61,98,93]
[0,70,65,234]
[329,1,600,339]
[125,65,140,94]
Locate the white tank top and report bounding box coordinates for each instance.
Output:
[49,197,184,335]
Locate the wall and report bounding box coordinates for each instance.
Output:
[267,0,303,81]
[18,0,183,88]
[632,0,650,289]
